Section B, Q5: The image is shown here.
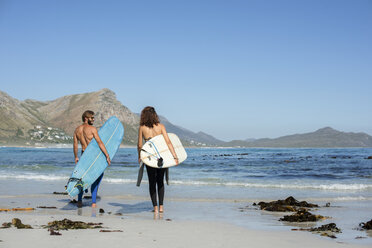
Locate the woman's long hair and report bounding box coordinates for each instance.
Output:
[140,106,160,128]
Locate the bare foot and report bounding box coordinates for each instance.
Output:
[153,206,159,213]
[92,203,97,208]
[159,205,164,213]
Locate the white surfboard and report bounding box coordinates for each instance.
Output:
[140,133,187,168]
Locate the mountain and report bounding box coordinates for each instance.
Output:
[226,127,372,147]
[159,116,225,146]
[0,91,48,142]
[0,89,222,146]
[1,89,371,147]
[0,89,140,145]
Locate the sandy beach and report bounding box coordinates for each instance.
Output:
[1,178,371,248]
[0,213,367,248]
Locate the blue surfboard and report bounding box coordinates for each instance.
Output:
[66,116,124,197]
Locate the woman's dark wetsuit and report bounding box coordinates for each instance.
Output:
[144,137,166,207]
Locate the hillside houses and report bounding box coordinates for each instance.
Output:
[28,126,72,143]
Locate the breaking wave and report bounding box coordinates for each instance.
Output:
[0,173,370,191]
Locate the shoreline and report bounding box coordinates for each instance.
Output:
[2,145,372,149]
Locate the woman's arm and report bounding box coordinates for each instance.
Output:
[161,124,179,165]
[137,126,143,164]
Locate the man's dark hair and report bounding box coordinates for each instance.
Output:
[140,106,160,128]
[82,110,95,122]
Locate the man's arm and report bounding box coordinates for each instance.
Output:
[92,127,111,165]
[73,130,79,164]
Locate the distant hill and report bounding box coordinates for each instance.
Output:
[159,116,225,146]
[0,89,222,146]
[1,89,371,147]
[226,127,372,147]
[0,89,139,145]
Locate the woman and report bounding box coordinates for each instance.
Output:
[137,106,178,213]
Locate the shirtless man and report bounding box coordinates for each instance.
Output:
[73,110,111,207]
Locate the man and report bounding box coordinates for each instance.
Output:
[73,110,111,208]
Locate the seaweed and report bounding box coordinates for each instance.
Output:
[49,228,62,235]
[292,223,341,239]
[1,222,12,228]
[53,192,68,195]
[100,230,123,232]
[45,218,103,230]
[310,223,341,233]
[280,209,325,222]
[359,219,372,230]
[12,218,33,229]
[255,196,318,212]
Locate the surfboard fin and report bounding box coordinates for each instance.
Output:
[157,157,164,167]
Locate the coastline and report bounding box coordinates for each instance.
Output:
[2,144,372,149]
[0,144,137,149]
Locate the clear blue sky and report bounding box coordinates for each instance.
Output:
[0,0,371,141]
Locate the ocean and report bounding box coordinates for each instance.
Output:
[0,147,371,199]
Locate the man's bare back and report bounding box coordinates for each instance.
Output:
[74,124,96,151]
[73,112,111,165]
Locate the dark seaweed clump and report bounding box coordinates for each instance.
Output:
[13,218,33,229]
[292,223,341,239]
[310,223,341,233]
[280,209,325,222]
[1,222,12,228]
[1,218,33,229]
[45,219,103,230]
[49,228,62,235]
[359,219,372,230]
[53,192,68,195]
[100,230,123,233]
[255,196,318,212]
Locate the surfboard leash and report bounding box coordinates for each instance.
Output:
[147,140,162,159]
[141,149,164,166]
[66,177,87,194]
[141,146,164,167]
